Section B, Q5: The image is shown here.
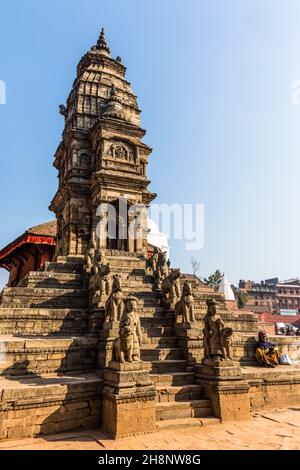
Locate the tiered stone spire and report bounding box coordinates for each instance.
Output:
[95,28,111,56]
[102,85,125,120]
[51,27,155,258]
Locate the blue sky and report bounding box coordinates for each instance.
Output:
[1,0,300,288]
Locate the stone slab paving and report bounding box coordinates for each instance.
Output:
[0,407,300,450]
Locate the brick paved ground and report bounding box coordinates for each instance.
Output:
[0,407,299,450]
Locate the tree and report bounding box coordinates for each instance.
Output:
[231,286,248,309]
[204,270,224,290]
[191,257,200,277]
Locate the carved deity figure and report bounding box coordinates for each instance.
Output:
[203,298,232,360]
[150,247,160,273]
[120,295,142,362]
[149,248,170,289]
[104,275,124,322]
[84,240,96,273]
[161,269,181,310]
[175,280,195,323]
[90,249,111,306]
[93,249,108,274]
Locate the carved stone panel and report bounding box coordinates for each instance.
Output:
[106,141,135,163]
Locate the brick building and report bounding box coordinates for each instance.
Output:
[276,278,300,314]
[239,278,277,311]
[239,277,300,315]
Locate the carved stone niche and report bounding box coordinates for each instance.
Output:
[106,141,135,163]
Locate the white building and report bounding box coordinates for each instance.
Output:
[147,218,169,258]
[218,275,235,301]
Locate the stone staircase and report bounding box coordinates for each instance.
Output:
[136,284,216,430]
[0,253,258,438]
[0,257,102,438]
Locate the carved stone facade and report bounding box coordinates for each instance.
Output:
[50,29,156,257]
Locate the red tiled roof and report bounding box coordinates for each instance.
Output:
[27,220,57,237]
[0,220,57,265]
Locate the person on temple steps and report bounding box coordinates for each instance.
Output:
[255,330,280,368]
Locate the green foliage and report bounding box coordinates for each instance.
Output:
[231,286,248,309]
[204,270,224,290]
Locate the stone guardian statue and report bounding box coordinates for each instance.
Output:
[203,298,226,360]
[120,295,142,362]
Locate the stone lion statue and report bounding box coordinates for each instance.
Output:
[161,269,181,309]
[220,327,233,360]
[175,280,195,323]
[112,325,134,363]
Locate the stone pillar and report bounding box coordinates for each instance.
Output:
[175,322,202,367]
[102,361,156,438]
[195,359,250,422]
[127,213,135,253]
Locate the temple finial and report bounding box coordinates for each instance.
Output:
[96,28,111,56]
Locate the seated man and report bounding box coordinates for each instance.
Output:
[255,330,280,368]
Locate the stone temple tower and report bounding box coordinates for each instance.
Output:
[0,28,260,441]
[50,29,156,257]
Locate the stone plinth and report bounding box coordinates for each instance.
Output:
[241,364,300,411]
[195,359,250,422]
[175,323,202,366]
[102,361,156,438]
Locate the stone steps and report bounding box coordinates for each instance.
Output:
[141,347,183,362]
[149,360,187,374]
[143,326,175,338]
[116,284,154,293]
[138,307,166,317]
[156,416,220,431]
[156,399,212,421]
[121,290,160,298]
[140,316,174,327]
[142,336,177,347]
[150,372,195,386]
[0,308,92,336]
[43,261,84,274]
[0,288,89,309]
[105,256,147,270]
[18,272,84,290]
[0,372,102,439]
[156,384,202,402]
[0,256,229,438]
[0,335,98,376]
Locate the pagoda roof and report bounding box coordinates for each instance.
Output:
[26,220,57,237]
[0,220,57,270]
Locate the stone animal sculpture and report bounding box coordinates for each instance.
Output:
[112,325,134,363]
[220,327,233,360]
[175,280,195,323]
[93,263,111,300]
[105,275,124,322]
[161,269,181,309]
